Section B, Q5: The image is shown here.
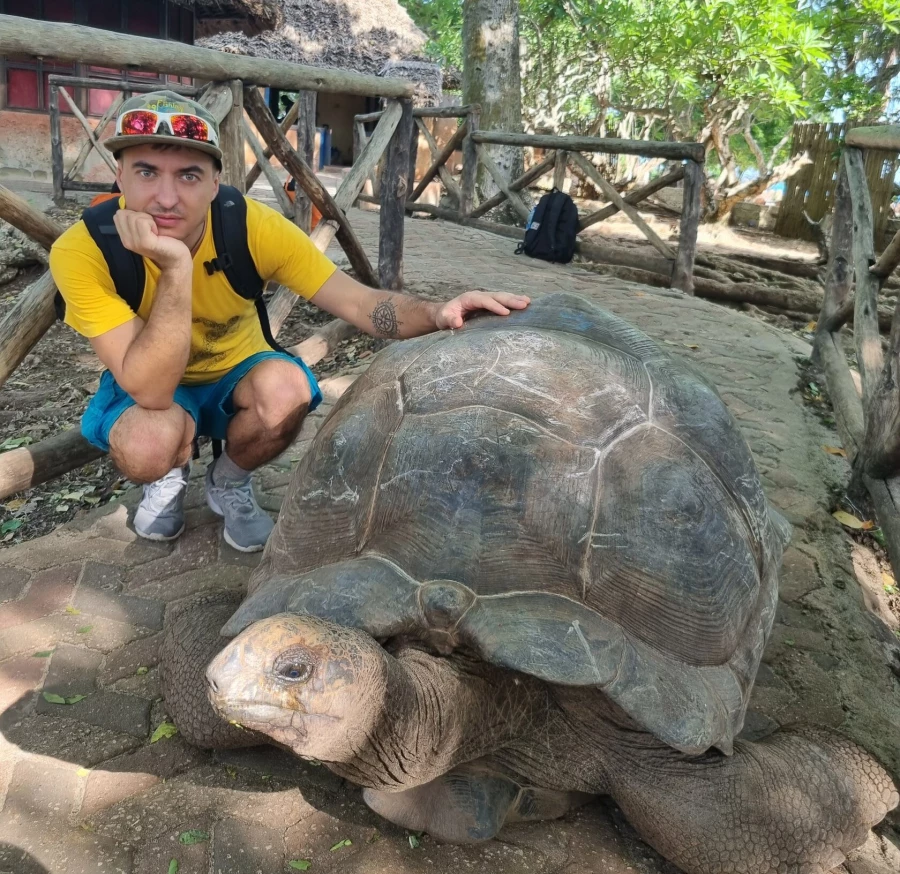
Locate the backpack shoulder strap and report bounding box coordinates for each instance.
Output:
[205,185,264,300]
[80,196,146,314]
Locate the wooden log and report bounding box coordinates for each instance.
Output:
[476,144,531,223]
[459,107,480,216]
[286,319,359,365]
[57,86,118,175]
[49,85,64,205]
[0,15,414,98]
[196,81,236,125]
[0,430,103,501]
[553,151,568,190]
[245,91,302,190]
[48,75,200,96]
[671,160,702,294]
[54,180,114,193]
[844,149,884,404]
[65,93,123,183]
[409,119,468,204]
[243,86,377,288]
[0,271,58,390]
[871,225,900,280]
[415,118,461,206]
[578,166,685,231]
[293,91,317,232]
[0,185,64,250]
[815,331,866,459]
[569,151,676,260]
[471,130,706,163]
[408,120,420,200]
[219,81,246,191]
[845,126,900,152]
[243,120,294,217]
[470,152,557,219]
[356,105,477,123]
[379,99,414,290]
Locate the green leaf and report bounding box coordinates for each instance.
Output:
[150,722,178,743]
[0,436,33,451]
[76,625,93,635]
[42,692,67,704]
[0,519,23,535]
[168,860,179,874]
[33,650,54,658]
[136,666,149,676]
[178,830,210,845]
[329,839,352,852]
[289,862,312,871]
[408,833,422,849]
[64,606,81,615]
[872,528,887,547]
[65,694,87,705]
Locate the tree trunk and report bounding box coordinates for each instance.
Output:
[462,0,524,222]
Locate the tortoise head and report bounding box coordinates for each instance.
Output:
[206,614,389,762]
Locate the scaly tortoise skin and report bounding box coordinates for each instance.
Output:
[163,293,898,874]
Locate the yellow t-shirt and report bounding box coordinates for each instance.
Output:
[49,196,337,385]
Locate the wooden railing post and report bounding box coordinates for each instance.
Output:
[49,84,64,206]
[459,106,480,217]
[379,98,414,290]
[220,80,245,191]
[671,159,703,295]
[294,90,317,232]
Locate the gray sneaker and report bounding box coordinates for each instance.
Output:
[205,464,274,553]
[133,464,189,542]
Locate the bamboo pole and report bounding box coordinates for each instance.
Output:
[243,85,378,288]
[568,151,676,260]
[0,15,414,98]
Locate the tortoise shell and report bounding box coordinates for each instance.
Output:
[224,293,790,754]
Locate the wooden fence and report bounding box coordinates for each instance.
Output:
[355,109,705,294]
[775,122,900,245]
[812,125,900,577]
[0,13,416,500]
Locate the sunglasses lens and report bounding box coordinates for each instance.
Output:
[170,114,211,142]
[120,110,159,135]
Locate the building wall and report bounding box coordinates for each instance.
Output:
[316,93,368,167]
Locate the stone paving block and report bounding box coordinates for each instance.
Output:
[0,563,81,632]
[88,736,208,785]
[125,523,220,589]
[3,757,81,823]
[132,821,211,874]
[210,818,285,874]
[283,805,381,872]
[214,746,346,796]
[0,614,73,661]
[79,562,126,593]
[127,565,250,602]
[0,567,29,604]
[218,533,266,568]
[0,532,170,571]
[108,665,161,699]
[0,653,48,713]
[80,767,161,821]
[54,613,154,654]
[98,632,163,685]
[0,818,133,874]
[73,586,164,632]
[1,713,142,767]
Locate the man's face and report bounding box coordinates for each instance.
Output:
[116,144,219,242]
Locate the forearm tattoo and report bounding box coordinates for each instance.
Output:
[369,298,402,338]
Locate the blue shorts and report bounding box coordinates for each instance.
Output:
[81,350,322,453]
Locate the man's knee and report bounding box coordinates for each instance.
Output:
[109,407,194,482]
[239,362,311,435]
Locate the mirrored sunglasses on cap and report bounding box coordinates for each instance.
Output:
[116,109,219,146]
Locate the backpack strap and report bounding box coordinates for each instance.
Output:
[205,184,286,353]
[74,195,146,316]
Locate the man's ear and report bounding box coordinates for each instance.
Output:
[211,172,220,200]
[114,159,124,192]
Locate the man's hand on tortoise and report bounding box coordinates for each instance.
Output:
[435,291,531,331]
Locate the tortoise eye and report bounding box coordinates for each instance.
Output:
[273,647,316,683]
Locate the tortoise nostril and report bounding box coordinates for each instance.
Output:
[207,675,219,694]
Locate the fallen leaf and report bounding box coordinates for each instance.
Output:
[168,861,179,874]
[0,436,33,451]
[225,765,237,779]
[832,510,874,530]
[683,343,700,350]
[33,650,54,658]
[805,320,817,332]
[822,445,847,457]
[330,839,352,852]
[64,606,81,615]
[0,519,23,535]
[76,768,91,777]
[42,692,67,704]
[65,694,87,705]
[83,496,101,505]
[408,833,422,849]
[3,498,25,511]
[784,638,795,647]
[150,722,178,743]
[61,491,85,501]
[289,862,312,871]
[76,625,93,635]
[55,503,70,513]
[178,830,210,845]
[872,527,887,547]
[135,666,149,676]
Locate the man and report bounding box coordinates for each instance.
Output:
[50,91,529,553]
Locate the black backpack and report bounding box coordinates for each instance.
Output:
[515,188,579,264]
[54,184,284,353]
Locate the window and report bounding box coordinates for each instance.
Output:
[0,1,194,113]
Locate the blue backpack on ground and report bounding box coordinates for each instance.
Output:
[515,188,579,264]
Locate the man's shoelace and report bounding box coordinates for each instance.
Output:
[215,480,259,516]
[142,470,187,513]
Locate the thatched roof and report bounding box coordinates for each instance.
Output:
[177,0,283,33]
[197,0,431,81]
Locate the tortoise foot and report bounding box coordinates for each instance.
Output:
[363,761,589,843]
[161,591,265,750]
[608,727,899,874]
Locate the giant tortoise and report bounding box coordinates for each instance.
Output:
[163,293,898,874]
